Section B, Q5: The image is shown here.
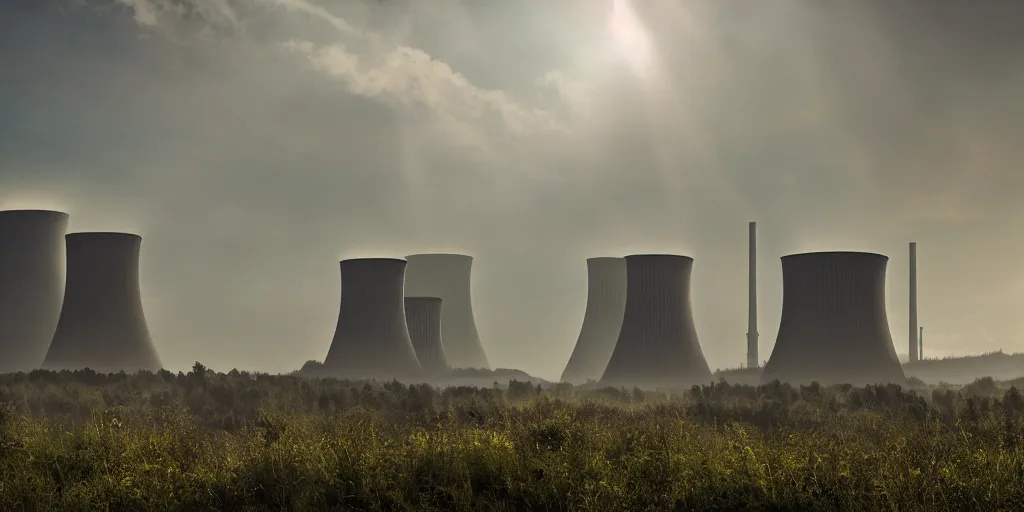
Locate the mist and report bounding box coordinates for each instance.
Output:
[1,0,1022,380]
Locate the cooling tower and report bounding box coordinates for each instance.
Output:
[600,254,713,388]
[560,257,627,384]
[760,251,905,386]
[404,253,489,369]
[0,210,69,373]
[404,297,450,376]
[43,232,161,373]
[324,258,422,380]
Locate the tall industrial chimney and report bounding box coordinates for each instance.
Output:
[747,222,758,369]
[43,232,161,373]
[760,251,905,386]
[600,254,713,388]
[404,297,450,376]
[404,253,489,369]
[324,258,422,381]
[909,242,918,362]
[0,210,68,373]
[560,257,627,384]
[919,326,924,360]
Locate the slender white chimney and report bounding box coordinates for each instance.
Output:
[747,221,758,368]
[909,242,918,362]
[919,326,924,360]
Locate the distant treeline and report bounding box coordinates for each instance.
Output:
[1,363,1022,430]
[711,350,1024,386]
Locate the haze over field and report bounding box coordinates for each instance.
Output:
[1,0,1022,380]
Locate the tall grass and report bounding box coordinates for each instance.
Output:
[2,366,1024,510]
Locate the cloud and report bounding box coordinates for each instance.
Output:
[2,0,1023,378]
[287,41,564,152]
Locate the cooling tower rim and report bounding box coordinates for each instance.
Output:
[586,256,625,263]
[66,232,141,241]
[0,209,69,218]
[405,296,443,303]
[782,251,887,261]
[405,253,473,260]
[624,253,693,261]
[340,257,407,264]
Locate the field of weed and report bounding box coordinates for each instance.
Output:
[2,365,1024,510]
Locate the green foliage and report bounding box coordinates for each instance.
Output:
[2,368,1024,510]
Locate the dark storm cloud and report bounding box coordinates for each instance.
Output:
[1,0,1022,377]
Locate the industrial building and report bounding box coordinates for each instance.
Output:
[600,254,713,388]
[324,258,422,380]
[404,296,450,376]
[404,253,489,369]
[43,232,162,373]
[760,251,906,386]
[0,209,69,373]
[560,257,627,384]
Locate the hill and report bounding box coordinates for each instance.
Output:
[709,351,1024,387]
[903,350,1024,384]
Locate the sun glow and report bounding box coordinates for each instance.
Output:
[607,0,653,75]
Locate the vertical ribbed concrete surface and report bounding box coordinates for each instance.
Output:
[44,232,161,373]
[0,210,68,373]
[761,251,905,386]
[560,257,627,384]
[324,258,422,381]
[404,253,489,369]
[600,254,712,388]
[404,297,450,376]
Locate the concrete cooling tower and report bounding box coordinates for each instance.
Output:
[0,210,69,373]
[43,232,161,373]
[404,297,450,376]
[760,251,906,387]
[560,257,627,384]
[324,258,422,380]
[600,254,712,388]
[404,253,489,369]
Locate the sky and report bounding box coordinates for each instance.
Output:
[1,0,1023,380]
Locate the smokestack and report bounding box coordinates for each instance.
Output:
[919,326,924,360]
[43,232,161,373]
[0,210,68,373]
[909,242,918,362]
[600,254,713,388]
[324,258,422,381]
[404,253,489,370]
[560,257,627,384]
[747,221,758,369]
[404,297,450,376]
[761,251,905,386]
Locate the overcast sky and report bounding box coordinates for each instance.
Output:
[2,0,1022,380]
